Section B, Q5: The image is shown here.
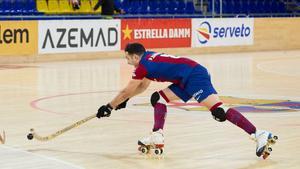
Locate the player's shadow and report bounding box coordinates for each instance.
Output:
[28,148,165,168]
[238,159,278,169]
[28,148,149,160]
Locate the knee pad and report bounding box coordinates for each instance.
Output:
[150,92,160,107]
[211,107,226,122]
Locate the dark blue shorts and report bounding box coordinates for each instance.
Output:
[169,65,217,103]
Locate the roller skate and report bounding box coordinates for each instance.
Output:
[251,130,278,159]
[138,129,164,155]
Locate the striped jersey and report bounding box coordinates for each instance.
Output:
[132,51,199,87]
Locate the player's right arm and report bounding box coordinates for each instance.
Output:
[97,63,148,118]
[114,77,151,110]
[129,78,151,98]
[96,78,143,118]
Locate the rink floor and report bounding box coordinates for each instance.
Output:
[0,50,300,169]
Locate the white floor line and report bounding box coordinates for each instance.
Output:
[0,145,84,169]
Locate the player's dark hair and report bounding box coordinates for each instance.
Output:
[125,43,146,57]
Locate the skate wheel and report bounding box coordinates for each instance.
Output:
[270,139,276,144]
[154,148,162,155]
[270,137,277,144]
[141,147,148,154]
[268,147,272,152]
[268,135,277,144]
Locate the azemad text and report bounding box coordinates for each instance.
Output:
[42,27,118,49]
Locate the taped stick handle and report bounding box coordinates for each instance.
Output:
[29,113,97,141]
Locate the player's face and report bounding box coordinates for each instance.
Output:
[125,52,134,65]
[125,52,139,66]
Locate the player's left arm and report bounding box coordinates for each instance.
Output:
[112,78,150,111]
[96,79,143,118]
[97,63,148,118]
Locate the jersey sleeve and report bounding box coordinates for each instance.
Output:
[132,64,147,80]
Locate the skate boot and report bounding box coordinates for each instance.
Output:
[251,130,278,159]
[138,129,164,155]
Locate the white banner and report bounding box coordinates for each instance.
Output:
[192,18,254,47]
[38,20,120,54]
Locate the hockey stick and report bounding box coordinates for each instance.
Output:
[27,114,96,141]
[0,131,5,144]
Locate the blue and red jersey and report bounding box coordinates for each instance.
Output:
[133,51,217,102]
[132,51,199,87]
